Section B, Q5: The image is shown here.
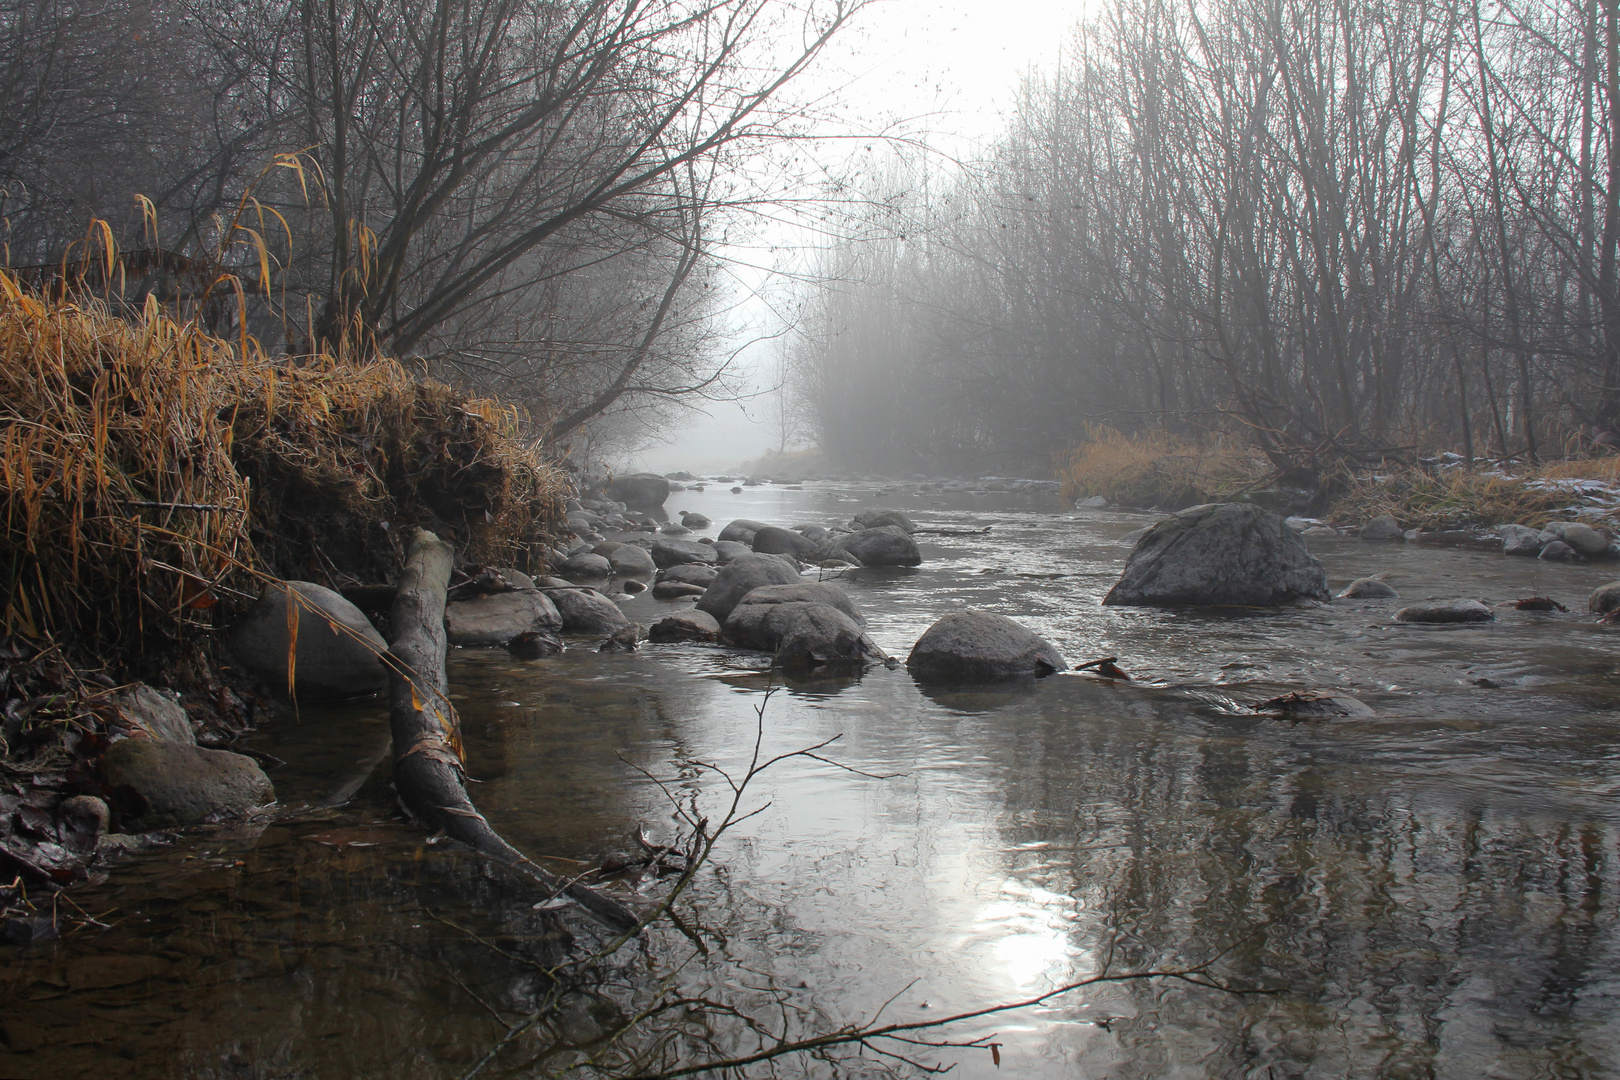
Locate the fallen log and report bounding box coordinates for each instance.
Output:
[387,529,639,932]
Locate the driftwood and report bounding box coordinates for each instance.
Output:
[387,529,638,932]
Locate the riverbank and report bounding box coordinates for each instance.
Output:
[0,279,567,914]
[1055,426,1620,533]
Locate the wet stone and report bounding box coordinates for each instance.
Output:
[1394,599,1494,623]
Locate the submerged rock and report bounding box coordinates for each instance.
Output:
[507,630,563,659]
[906,611,1066,683]
[1338,576,1398,599]
[104,739,274,829]
[652,580,706,599]
[1103,503,1330,607]
[1394,599,1494,623]
[680,512,712,529]
[647,610,722,643]
[1252,692,1376,720]
[228,581,388,702]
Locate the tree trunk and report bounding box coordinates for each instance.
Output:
[387,529,638,932]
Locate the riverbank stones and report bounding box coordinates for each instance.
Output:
[227,581,388,702]
[651,538,718,569]
[104,739,274,829]
[1360,514,1404,541]
[906,611,1066,682]
[1498,523,1540,556]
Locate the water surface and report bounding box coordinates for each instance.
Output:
[3,482,1618,1079]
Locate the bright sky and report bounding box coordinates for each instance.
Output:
[632,0,1088,474]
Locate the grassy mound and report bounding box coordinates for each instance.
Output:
[1057,426,1273,508]
[0,273,566,663]
[1328,460,1620,531]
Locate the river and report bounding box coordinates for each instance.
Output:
[3,480,1618,1079]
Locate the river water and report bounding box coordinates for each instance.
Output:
[3,481,1619,1079]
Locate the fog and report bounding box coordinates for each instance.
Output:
[632,0,1084,474]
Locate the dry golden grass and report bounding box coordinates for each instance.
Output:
[1329,461,1620,531]
[0,270,567,656]
[1057,426,1272,507]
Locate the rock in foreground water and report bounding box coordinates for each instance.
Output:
[546,587,630,635]
[906,611,1066,682]
[1394,599,1494,623]
[104,739,274,829]
[1588,581,1620,615]
[648,610,722,643]
[1103,503,1330,607]
[445,589,562,646]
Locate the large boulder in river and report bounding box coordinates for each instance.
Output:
[718,519,770,544]
[228,581,388,702]
[828,525,922,567]
[651,538,718,569]
[104,738,274,829]
[907,611,1066,683]
[607,472,670,511]
[545,587,630,635]
[445,589,562,647]
[751,526,820,558]
[695,553,802,622]
[1102,503,1330,607]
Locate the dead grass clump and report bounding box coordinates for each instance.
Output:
[1057,426,1272,508]
[1328,463,1620,531]
[0,271,566,659]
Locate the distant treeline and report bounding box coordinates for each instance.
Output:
[791,0,1620,475]
[0,0,862,456]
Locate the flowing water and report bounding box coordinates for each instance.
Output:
[4,481,1620,1079]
